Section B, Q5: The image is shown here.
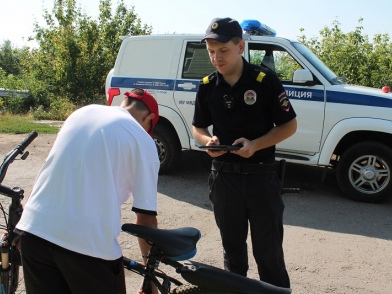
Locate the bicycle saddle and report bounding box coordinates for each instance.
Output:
[121,224,201,261]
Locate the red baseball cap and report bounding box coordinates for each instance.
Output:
[124,89,159,136]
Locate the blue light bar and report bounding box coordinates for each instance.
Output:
[240,20,276,36]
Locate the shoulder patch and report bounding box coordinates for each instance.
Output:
[202,76,210,84]
[278,91,291,112]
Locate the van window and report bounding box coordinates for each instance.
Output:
[118,39,176,78]
[182,42,215,79]
[248,43,303,84]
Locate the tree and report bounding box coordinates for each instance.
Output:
[298,19,392,88]
[28,0,152,106]
[0,40,27,76]
[368,34,392,88]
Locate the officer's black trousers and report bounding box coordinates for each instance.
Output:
[208,170,290,288]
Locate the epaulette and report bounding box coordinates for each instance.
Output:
[254,68,267,83]
[201,72,217,85]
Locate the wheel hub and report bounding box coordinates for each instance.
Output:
[349,155,390,194]
[362,168,376,181]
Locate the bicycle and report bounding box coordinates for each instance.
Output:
[122,160,297,294]
[0,131,38,294]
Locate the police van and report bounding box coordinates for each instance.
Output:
[106,20,392,203]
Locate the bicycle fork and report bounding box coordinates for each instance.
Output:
[0,192,24,294]
[0,240,11,294]
[0,237,21,294]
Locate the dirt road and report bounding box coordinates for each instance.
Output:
[1,133,391,293]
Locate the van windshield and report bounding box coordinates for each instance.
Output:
[291,42,345,85]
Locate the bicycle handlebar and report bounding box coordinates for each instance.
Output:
[18,131,38,152]
[0,131,38,184]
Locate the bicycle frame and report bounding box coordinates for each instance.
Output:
[0,131,38,294]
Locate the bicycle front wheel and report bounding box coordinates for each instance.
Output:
[0,246,22,294]
[9,262,20,294]
[0,263,21,294]
[172,284,241,294]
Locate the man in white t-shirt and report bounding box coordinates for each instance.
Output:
[16,88,160,294]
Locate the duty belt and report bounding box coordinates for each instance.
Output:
[211,160,276,174]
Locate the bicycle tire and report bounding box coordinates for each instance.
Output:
[172,284,240,294]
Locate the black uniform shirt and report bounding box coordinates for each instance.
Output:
[192,58,296,163]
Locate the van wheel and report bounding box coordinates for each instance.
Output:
[336,142,392,203]
[153,124,181,174]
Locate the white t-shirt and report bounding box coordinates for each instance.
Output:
[17,105,160,260]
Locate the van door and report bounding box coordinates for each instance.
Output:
[245,42,325,156]
[174,40,216,148]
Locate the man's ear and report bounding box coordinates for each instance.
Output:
[238,40,245,54]
[145,112,155,123]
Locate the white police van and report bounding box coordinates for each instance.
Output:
[106,20,392,203]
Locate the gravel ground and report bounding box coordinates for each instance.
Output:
[1,133,391,294]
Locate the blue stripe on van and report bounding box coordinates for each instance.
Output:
[285,88,324,102]
[278,87,392,108]
[111,77,392,108]
[111,77,175,90]
[326,91,392,108]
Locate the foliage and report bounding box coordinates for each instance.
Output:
[29,0,152,107]
[298,19,392,88]
[31,96,76,121]
[0,0,151,120]
[0,114,60,134]
[0,40,27,76]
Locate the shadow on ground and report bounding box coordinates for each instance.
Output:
[158,151,392,241]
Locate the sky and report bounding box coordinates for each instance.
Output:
[1,0,392,48]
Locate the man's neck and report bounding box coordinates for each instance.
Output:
[222,58,244,87]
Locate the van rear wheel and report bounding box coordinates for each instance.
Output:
[153,124,181,174]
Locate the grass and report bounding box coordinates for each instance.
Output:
[0,114,60,134]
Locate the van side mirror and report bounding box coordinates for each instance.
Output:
[292,69,316,86]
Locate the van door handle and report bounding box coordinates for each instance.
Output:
[177,82,197,90]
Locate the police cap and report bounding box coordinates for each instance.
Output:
[202,17,243,43]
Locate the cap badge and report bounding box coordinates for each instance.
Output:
[212,22,218,30]
[244,90,257,105]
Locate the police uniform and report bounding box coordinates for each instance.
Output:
[193,58,296,288]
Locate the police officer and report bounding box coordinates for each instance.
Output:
[192,17,297,288]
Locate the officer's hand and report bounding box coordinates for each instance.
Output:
[205,136,226,158]
[207,149,226,157]
[230,138,255,158]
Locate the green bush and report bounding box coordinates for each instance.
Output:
[31,96,76,121]
[0,97,29,114]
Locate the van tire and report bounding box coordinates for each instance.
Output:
[336,141,392,203]
[153,124,181,174]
